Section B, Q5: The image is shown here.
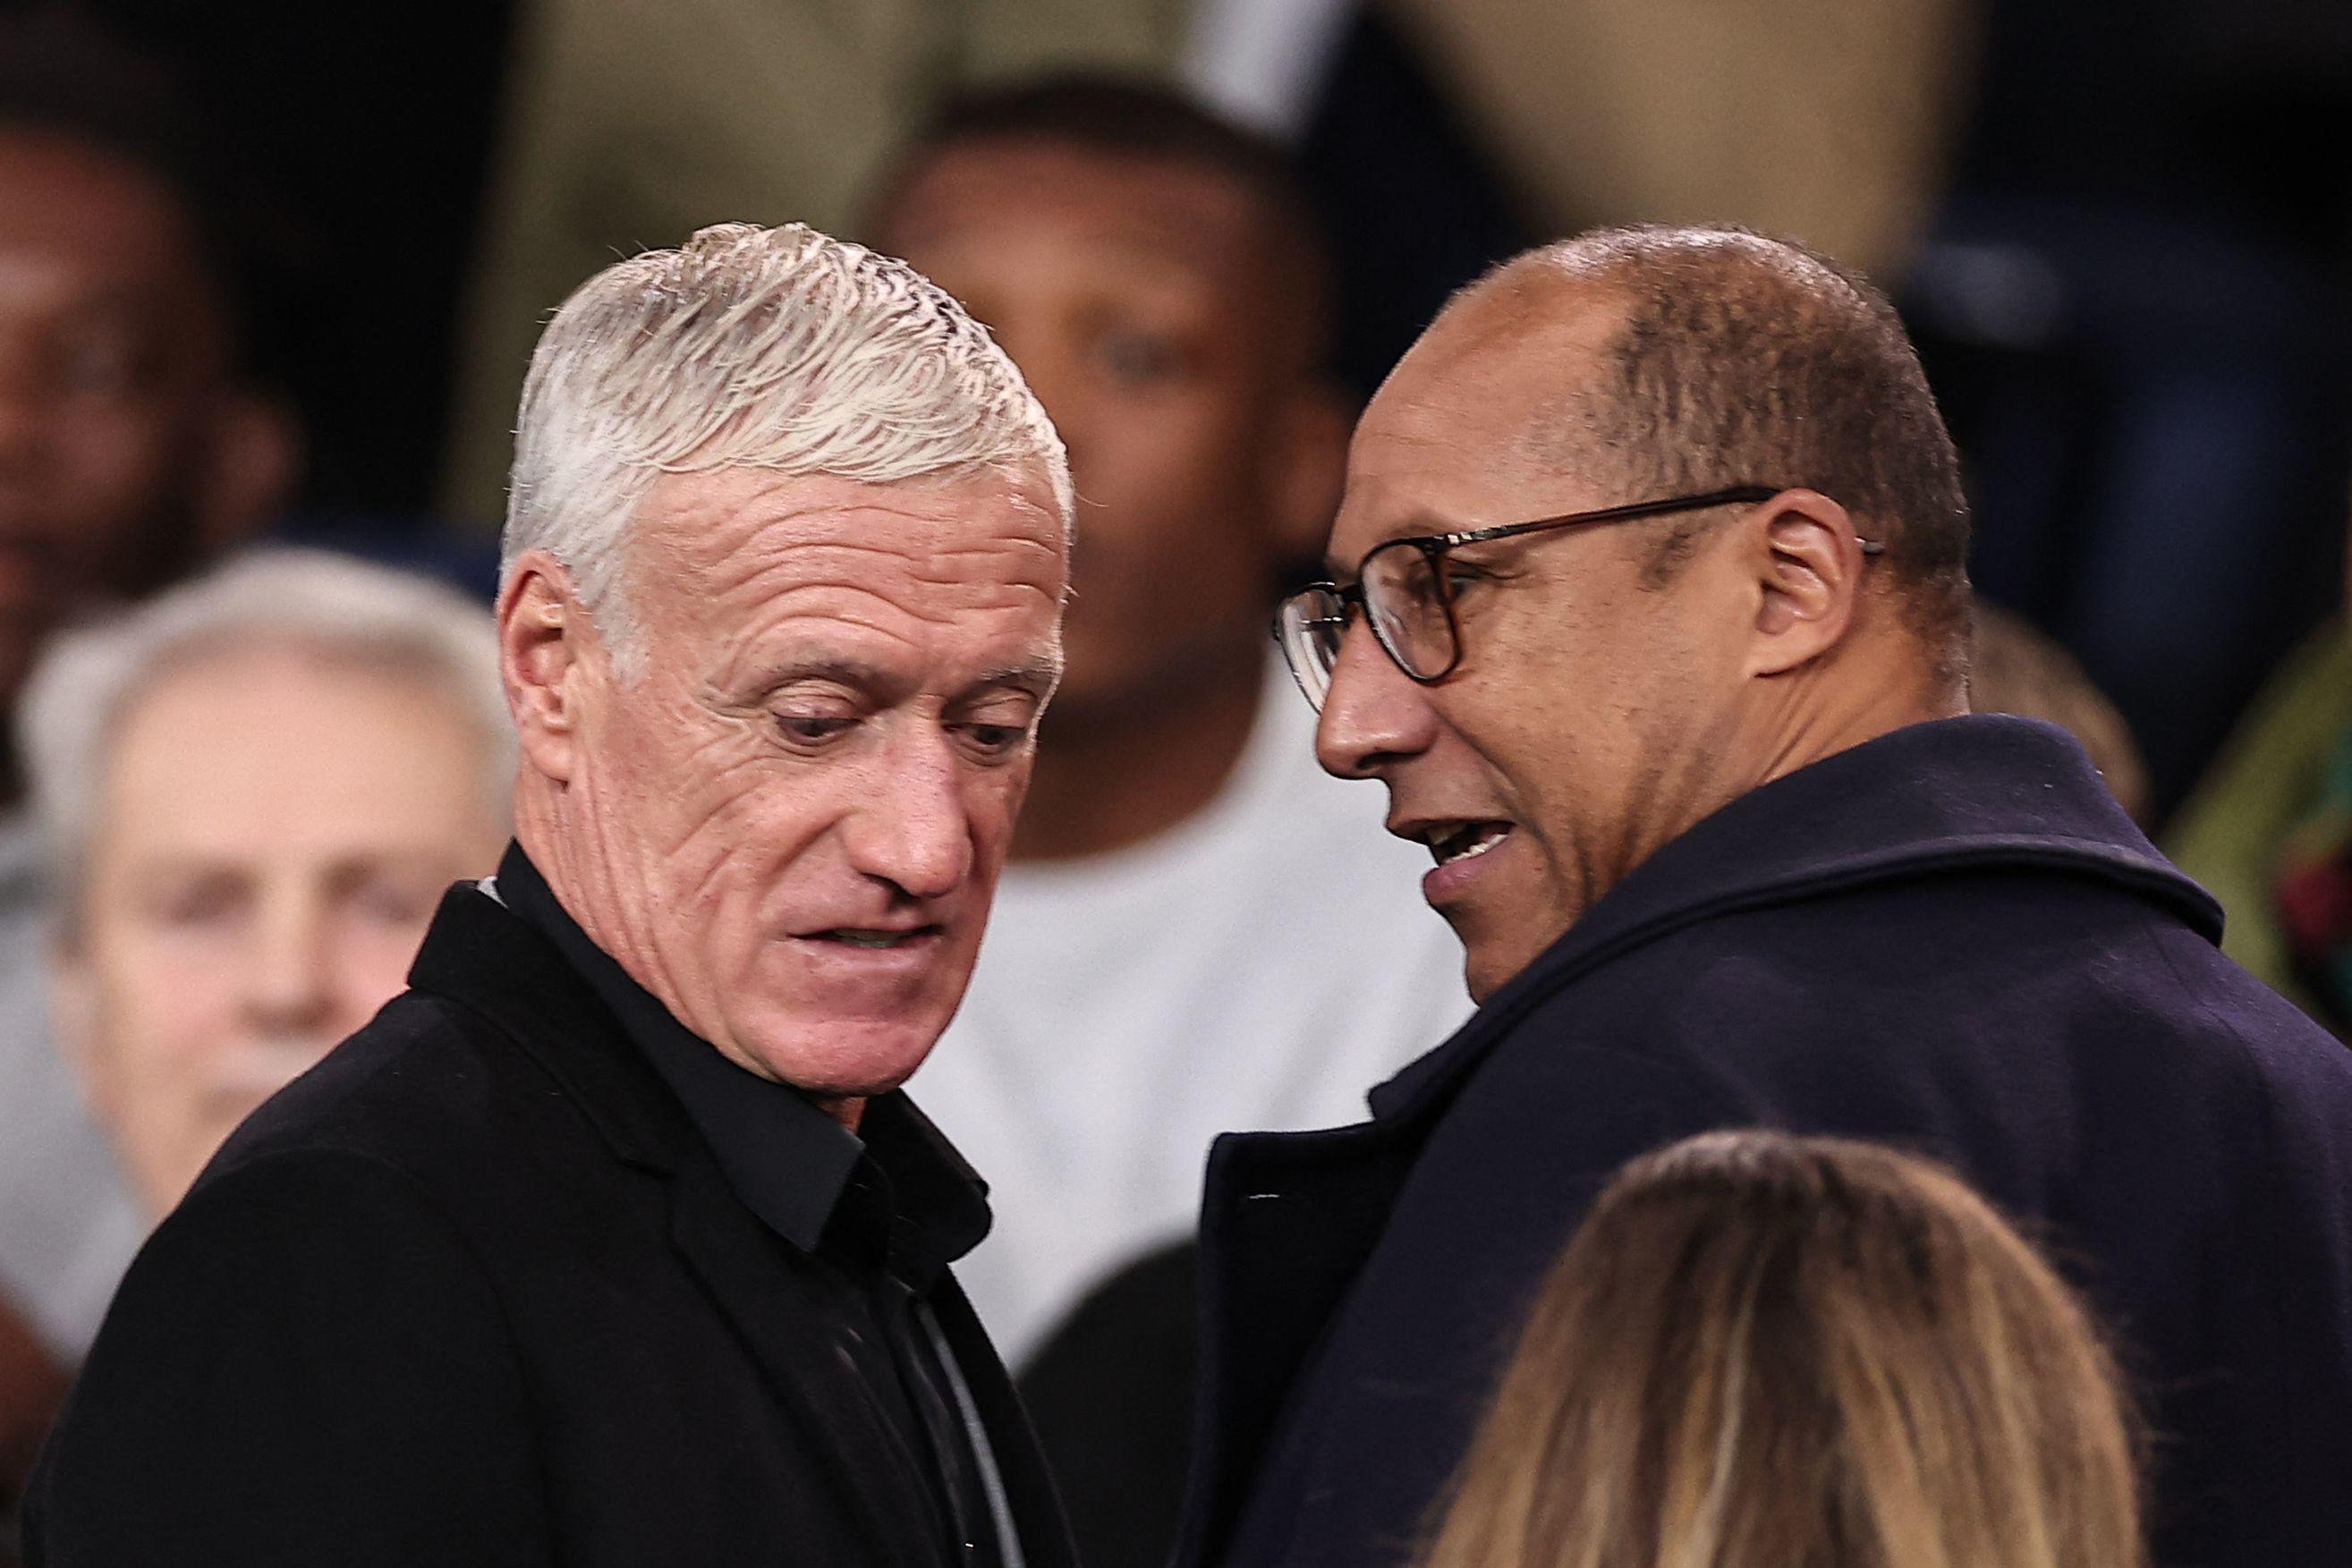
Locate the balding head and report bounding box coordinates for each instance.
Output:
[1442,226,1971,672]
[1311,225,1972,998]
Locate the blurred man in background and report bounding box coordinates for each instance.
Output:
[27,552,510,1217]
[0,552,498,1545]
[876,77,1468,1363]
[0,15,297,1507]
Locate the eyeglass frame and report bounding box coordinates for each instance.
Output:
[1275,484,1886,694]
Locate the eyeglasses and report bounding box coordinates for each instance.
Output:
[1274,486,1884,711]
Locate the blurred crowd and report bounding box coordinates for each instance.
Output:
[0,1,2348,1564]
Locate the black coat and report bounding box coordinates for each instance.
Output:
[1181,716,2352,1568]
[22,885,1076,1568]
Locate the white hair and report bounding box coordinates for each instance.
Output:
[501,222,1072,672]
[19,548,514,894]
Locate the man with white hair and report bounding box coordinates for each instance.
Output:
[24,225,1078,1568]
[25,550,512,1222]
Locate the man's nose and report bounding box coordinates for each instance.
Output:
[841,733,975,902]
[1315,620,1440,780]
[241,889,337,1035]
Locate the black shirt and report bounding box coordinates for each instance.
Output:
[495,844,1012,1568]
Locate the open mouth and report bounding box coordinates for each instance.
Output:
[1420,821,1513,868]
[805,926,941,951]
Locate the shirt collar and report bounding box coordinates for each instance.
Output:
[492,843,989,1281]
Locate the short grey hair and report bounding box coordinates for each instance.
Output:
[501,222,1071,672]
[19,549,514,893]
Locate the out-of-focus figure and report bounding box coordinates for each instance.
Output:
[24,551,510,1217]
[1418,1131,2144,1568]
[0,13,297,1504]
[442,0,1189,522]
[2169,487,2352,1035]
[1968,601,2149,824]
[875,77,1469,1368]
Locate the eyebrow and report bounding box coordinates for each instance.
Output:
[974,663,1062,696]
[751,658,1060,702]
[1323,512,1462,580]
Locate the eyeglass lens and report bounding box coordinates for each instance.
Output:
[1277,587,1344,710]
[1276,545,1464,712]
[1362,544,1455,682]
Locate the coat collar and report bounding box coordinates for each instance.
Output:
[1368,714,2221,1123]
[405,880,691,1172]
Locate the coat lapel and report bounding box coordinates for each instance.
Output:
[665,1144,946,1568]
[924,1277,1080,1568]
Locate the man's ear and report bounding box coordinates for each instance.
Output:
[1263,380,1353,564]
[1743,487,1869,678]
[192,390,301,555]
[499,551,598,785]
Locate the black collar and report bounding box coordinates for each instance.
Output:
[478,843,989,1283]
[1370,715,2223,1124]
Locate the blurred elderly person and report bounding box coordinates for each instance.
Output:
[1182,226,2352,1568]
[1,550,494,1543]
[24,224,1077,1567]
[24,551,508,1218]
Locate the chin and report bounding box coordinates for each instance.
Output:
[1461,933,1547,1005]
[739,1013,948,1101]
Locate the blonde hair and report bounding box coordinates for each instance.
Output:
[501,221,1070,671]
[1421,1131,2145,1568]
[1968,602,2151,825]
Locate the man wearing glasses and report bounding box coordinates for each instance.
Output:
[1179,226,2352,1568]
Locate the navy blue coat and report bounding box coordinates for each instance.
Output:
[1180,716,2352,1568]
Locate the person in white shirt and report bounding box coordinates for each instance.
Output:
[875,77,1472,1371]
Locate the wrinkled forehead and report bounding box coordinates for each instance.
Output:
[630,464,1069,635]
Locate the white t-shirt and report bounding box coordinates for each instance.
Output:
[912,660,1473,1365]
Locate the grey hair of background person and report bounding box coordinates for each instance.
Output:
[500,221,1073,678]
[17,547,514,915]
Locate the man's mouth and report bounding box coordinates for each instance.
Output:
[1417,821,1514,867]
[805,926,940,950]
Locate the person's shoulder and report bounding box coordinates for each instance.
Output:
[2145,923,2352,1114]
[204,987,558,1206]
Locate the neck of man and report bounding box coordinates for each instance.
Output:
[1753,644,1966,792]
[1013,639,1267,863]
[510,801,868,1130]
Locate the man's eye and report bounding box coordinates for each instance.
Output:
[347,876,438,928]
[776,713,855,744]
[53,327,149,399]
[955,722,1029,758]
[1093,328,1184,386]
[149,880,244,929]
